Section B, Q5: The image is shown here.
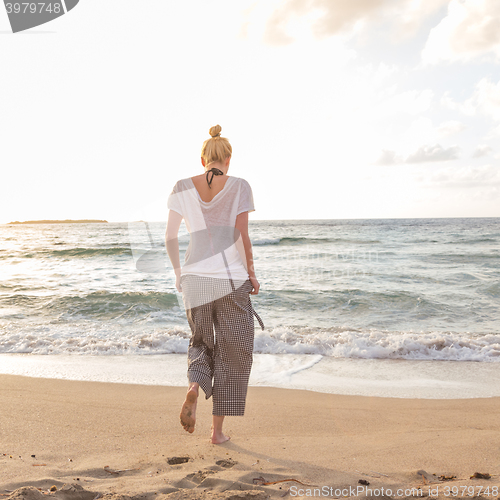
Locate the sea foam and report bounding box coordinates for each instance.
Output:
[1,324,499,361]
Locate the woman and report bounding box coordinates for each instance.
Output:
[165,125,263,444]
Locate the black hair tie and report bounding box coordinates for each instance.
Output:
[206,167,224,189]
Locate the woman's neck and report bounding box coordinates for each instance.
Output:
[205,161,228,175]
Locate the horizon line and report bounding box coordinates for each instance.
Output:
[2,215,500,225]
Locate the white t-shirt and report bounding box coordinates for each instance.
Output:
[167,176,255,280]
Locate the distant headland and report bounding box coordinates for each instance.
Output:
[8,219,108,225]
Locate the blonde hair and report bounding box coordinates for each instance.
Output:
[201,125,232,166]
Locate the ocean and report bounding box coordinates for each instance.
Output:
[1,218,499,398]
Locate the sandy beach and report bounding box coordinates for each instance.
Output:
[1,375,499,499]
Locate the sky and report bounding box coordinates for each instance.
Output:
[1,0,499,222]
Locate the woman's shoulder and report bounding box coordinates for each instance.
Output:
[230,176,252,187]
[171,177,194,192]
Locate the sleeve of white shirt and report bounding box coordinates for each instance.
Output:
[167,181,183,216]
[237,179,255,214]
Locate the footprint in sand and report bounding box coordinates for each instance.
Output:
[175,459,238,489]
[215,459,238,469]
[168,456,192,465]
[185,470,217,484]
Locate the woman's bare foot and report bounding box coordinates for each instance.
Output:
[211,426,231,444]
[211,415,230,444]
[180,385,198,433]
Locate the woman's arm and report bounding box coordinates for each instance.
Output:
[235,211,259,295]
[165,209,183,292]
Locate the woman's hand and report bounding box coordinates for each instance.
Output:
[249,276,260,295]
[175,274,182,293]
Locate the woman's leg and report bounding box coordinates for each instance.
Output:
[186,303,215,400]
[211,415,230,444]
[180,276,217,433]
[212,279,255,418]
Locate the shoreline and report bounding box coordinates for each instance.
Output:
[1,374,499,499]
[1,353,500,400]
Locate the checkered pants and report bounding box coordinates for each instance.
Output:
[181,275,264,416]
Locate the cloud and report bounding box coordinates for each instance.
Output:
[399,117,464,152]
[472,145,493,158]
[262,0,386,45]
[374,89,434,119]
[374,118,465,167]
[393,0,450,40]
[441,78,500,121]
[422,164,500,188]
[375,149,401,165]
[375,143,461,165]
[487,123,500,139]
[406,144,460,163]
[260,0,448,45]
[422,0,500,64]
[436,120,466,137]
[468,79,500,121]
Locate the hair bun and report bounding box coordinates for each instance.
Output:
[209,124,222,138]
